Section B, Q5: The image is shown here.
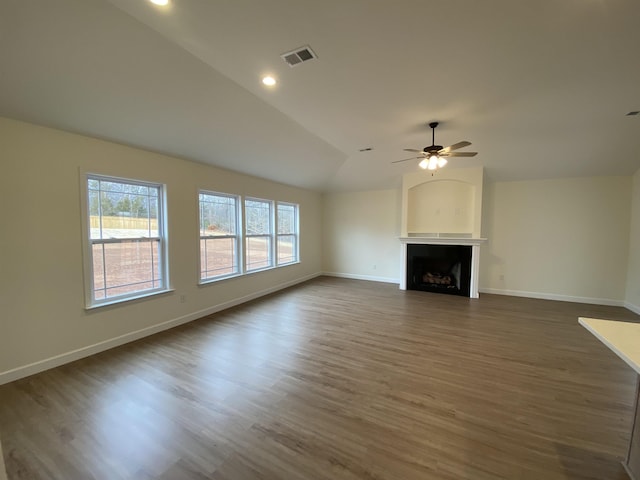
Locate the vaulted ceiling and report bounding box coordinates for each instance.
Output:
[1,0,639,191]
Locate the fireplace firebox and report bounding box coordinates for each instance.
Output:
[406,244,472,297]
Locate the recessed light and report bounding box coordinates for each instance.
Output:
[149,0,169,6]
[262,76,277,87]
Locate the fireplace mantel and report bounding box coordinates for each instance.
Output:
[400,237,486,246]
[400,237,487,297]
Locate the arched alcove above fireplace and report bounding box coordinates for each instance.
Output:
[401,167,483,238]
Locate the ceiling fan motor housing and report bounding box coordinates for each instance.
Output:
[424,145,442,154]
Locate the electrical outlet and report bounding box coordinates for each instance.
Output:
[179,294,187,303]
[372,264,377,270]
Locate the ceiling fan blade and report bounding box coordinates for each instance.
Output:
[392,156,421,164]
[439,141,471,153]
[403,148,423,153]
[442,151,477,157]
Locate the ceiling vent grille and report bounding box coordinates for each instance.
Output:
[281,45,317,67]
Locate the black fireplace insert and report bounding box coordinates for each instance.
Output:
[406,244,472,297]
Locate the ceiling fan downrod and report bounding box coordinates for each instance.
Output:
[429,122,438,146]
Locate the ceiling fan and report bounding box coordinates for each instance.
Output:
[393,122,477,171]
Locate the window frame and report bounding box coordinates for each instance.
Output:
[81,173,170,309]
[244,197,275,273]
[198,190,242,284]
[276,201,300,266]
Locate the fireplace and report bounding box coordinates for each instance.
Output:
[399,237,485,298]
[407,244,472,296]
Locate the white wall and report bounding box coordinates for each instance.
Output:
[625,168,640,313]
[0,117,323,382]
[480,176,632,304]
[322,189,401,283]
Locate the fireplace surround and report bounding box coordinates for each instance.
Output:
[400,236,485,297]
[399,167,486,298]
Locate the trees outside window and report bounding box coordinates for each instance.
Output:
[245,198,273,271]
[199,192,240,281]
[277,202,298,265]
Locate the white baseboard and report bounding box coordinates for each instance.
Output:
[323,271,399,285]
[623,461,638,480]
[0,272,322,386]
[624,301,640,316]
[479,287,625,307]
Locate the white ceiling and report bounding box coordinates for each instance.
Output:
[1,0,639,191]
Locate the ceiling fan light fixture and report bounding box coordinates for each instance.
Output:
[394,121,477,170]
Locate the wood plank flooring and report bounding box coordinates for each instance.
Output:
[1,277,640,480]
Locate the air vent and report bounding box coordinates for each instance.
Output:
[281,45,317,67]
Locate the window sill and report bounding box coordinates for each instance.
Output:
[86,288,174,310]
[199,272,242,286]
[245,265,276,275]
[199,260,301,285]
[277,260,300,268]
[245,260,300,275]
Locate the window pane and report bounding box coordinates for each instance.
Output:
[277,204,296,234]
[246,237,271,271]
[200,237,237,279]
[92,243,105,299]
[92,239,161,300]
[89,179,159,240]
[245,199,271,235]
[99,180,123,194]
[148,196,159,237]
[277,235,296,264]
[200,194,237,236]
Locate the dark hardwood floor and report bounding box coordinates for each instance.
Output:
[1,277,639,479]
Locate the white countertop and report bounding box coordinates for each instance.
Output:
[579,317,640,375]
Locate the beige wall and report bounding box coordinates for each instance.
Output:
[323,176,635,305]
[625,168,640,313]
[0,117,323,379]
[1,116,637,382]
[0,439,6,480]
[322,189,401,283]
[480,176,632,304]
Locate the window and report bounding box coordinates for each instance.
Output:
[85,175,167,306]
[277,202,299,265]
[245,198,273,271]
[199,191,240,281]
